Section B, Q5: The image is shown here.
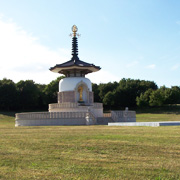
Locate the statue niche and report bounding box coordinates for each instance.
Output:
[78,86,83,102]
[76,82,89,104]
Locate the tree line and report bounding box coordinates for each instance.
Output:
[0,77,63,111]
[1,77,180,111]
[94,79,180,109]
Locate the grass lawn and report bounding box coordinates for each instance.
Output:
[137,113,180,122]
[0,112,180,179]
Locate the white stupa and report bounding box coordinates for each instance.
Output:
[48,25,103,117]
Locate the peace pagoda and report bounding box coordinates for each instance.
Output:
[15,25,136,126]
[48,25,103,117]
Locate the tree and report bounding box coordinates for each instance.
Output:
[149,89,165,107]
[171,86,180,104]
[98,82,118,102]
[43,76,64,104]
[92,83,101,102]
[136,89,153,107]
[103,91,115,108]
[36,83,47,110]
[163,86,180,104]
[16,80,40,110]
[0,78,18,110]
[115,78,157,107]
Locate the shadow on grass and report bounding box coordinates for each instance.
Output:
[104,105,180,115]
[136,106,180,114]
[0,111,16,117]
[0,108,48,118]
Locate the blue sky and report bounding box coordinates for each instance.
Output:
[0,0,180,87]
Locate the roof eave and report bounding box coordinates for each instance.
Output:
[50,65,101,74]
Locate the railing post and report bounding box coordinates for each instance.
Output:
[86,108,96,125]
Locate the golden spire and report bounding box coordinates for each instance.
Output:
[72,25,78,37]
[70,25,80,38]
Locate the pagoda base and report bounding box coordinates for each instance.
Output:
[48,102,103,118]
[15,107,136,126]
[15,102,103,126]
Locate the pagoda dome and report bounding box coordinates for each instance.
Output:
[59,77,92,92]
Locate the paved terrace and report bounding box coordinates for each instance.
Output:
[108,121,180,127]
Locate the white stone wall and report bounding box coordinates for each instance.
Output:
[15,111,88,126]
[15,118,86,126]
[111,111,136,122]
[15,108,136,127]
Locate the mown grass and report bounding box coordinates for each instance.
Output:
[137,113,180,122]
[0,112,180,179]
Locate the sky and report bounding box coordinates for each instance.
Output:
[0,0,180,87]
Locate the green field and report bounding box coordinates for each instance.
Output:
[0,112,180,180]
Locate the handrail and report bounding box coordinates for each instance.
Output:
[16,111,87,120]
[88,109,97,125]
[49,102,103,110]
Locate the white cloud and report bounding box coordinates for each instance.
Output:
[0,16,67,84]
[146,64,156,69]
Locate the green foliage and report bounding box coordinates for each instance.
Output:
[164,86,180,104]
[136,86,180,107]
[43,76,64,104]
[36,83,47,109]
[98,82,118,102]
[0,78,18,110]
[136,89,153,107]
[118,78,157,107]
[16,80,40,110]
[92,83,100,102]
[1,76,180,110]
[101,78,157,108]
[0,76,64,111]
[103,91,115,106]
[149,89,165,106]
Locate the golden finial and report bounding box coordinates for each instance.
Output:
[72,25,78,37]
[70,25,80,38]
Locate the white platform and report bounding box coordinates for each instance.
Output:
[108,121,180,127]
